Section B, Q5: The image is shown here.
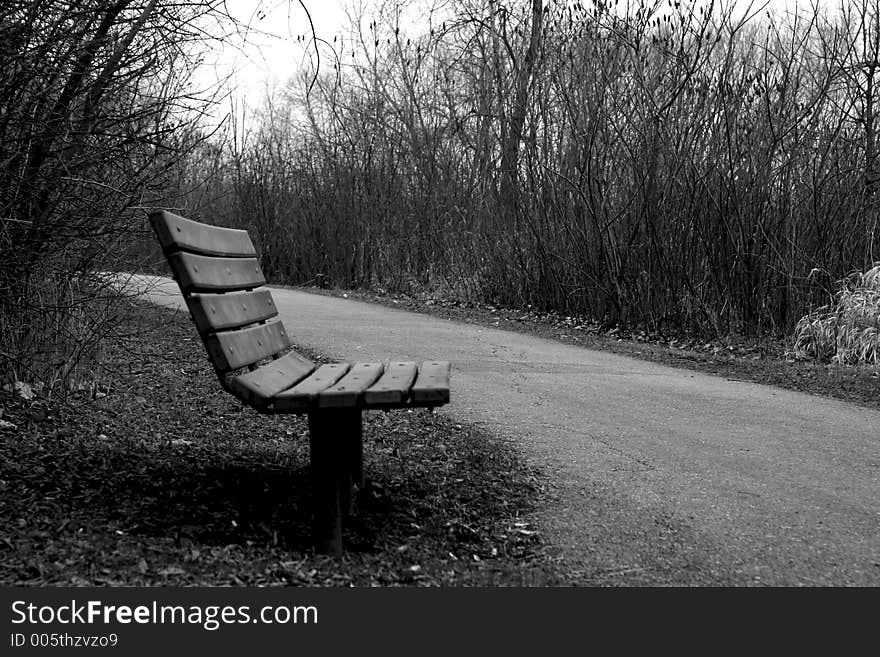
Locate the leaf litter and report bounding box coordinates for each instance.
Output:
[0,300,561,586]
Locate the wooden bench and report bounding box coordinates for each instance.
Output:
[148,210,451,555]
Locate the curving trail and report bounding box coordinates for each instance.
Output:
[133,274,880,585]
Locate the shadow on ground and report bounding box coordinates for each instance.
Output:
[1,302,555,586]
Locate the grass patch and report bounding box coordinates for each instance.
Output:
[0,300,559,586]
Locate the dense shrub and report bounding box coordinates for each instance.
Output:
[0,0,230,392]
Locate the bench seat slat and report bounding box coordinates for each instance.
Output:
[317,362,385,408]
[150,210,257,257]
[168,252,265,292]
[411,361,451,405]
[229,350,316,406]
[363,361,418,407]
[272,363,352,412]
[206,320,292,371]
[187,288,277,332]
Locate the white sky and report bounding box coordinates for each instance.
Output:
[199,0,838,122]
[203,0,353,98]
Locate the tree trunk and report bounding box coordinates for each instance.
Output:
[499,0,543,228]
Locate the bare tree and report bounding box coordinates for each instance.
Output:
[182,0,880,338]
[0,0,234,391]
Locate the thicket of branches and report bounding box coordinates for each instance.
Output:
[186,0,880,338]
[0,0,232,391]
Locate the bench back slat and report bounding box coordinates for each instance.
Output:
[186,289,278,332]
[149,210,317,400]
[150,210,256,257]
[206,320,293,371]
[168,252,265,292]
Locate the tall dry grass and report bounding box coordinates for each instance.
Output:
[790,264,880,364]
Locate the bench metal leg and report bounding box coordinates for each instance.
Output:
[307,408,364,555]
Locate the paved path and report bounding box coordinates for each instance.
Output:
[133,275,879,585]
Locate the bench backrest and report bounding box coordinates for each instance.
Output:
[149,210,309,380]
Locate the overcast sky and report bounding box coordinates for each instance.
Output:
[199,0,830,121]
[204,0,353,96]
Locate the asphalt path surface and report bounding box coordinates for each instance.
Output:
[132,274,879,585]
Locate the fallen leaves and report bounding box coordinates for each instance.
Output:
[0,300,557,587]
[3,381,35,401]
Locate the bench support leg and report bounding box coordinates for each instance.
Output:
[308,410,343,555]
[307,408,363,555]
[344,411,364,493]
